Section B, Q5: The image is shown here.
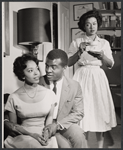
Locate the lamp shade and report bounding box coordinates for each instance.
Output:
[18,8,51,45]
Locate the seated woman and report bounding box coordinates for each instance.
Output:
[4,53,58,148]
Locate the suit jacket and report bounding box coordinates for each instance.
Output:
[39,75,84,129]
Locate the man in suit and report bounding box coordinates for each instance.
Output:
[39,49,87,148]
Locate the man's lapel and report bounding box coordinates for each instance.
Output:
[58,77,70,115]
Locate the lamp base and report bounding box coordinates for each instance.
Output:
[29,43,41,58]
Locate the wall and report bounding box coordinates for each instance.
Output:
[3,2,52,94]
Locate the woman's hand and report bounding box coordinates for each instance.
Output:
[79,42,86,52]
[68,42,90,67]
[78,42,90,57]
[30,133,48,146]
[79,42,90,49]
[42,128,50,142]
[42,123,58,139]
[88,50,104,60]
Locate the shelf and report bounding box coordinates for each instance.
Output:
[98,9,121,14]
[98,9,121,31]
[111,48,121,51]
[99,27,121,30]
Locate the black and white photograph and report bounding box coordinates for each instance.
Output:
[2,1,121,148]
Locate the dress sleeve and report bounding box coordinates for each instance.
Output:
[103,40,114,68]
[4,94,16,114]
[68,40,79,58]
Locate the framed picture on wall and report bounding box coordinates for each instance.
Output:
[73,3,94,21]
[71,28,84,42]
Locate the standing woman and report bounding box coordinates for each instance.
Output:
[68,10,117,148]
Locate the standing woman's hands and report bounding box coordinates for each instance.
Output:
[88,50,113,68]
[68,42,90,67]
[88,50,104,60]
[78,42,90,57]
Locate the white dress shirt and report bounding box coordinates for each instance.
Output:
[68,33,114,69]
[49,77,64,119]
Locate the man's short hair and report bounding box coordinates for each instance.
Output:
[47,49,68,67]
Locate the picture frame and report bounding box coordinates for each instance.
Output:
[2,2,10,56]
[71,28,84,42]
[73,3,94,21]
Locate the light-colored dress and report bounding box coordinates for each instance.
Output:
[4,86,58,148]
[68,34,117,132]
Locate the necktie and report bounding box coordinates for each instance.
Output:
[53,81,57,94]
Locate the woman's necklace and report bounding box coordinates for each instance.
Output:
[23,85,38,98]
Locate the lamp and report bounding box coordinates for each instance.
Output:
[17,8,51,57]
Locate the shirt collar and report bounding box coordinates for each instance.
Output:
[49,76,64,85]
[84,34,101,42]
[95,35,101,42]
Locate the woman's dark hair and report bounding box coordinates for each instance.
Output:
[78,10,102,32]
[47,49,68,67]
[13,53,39,81]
